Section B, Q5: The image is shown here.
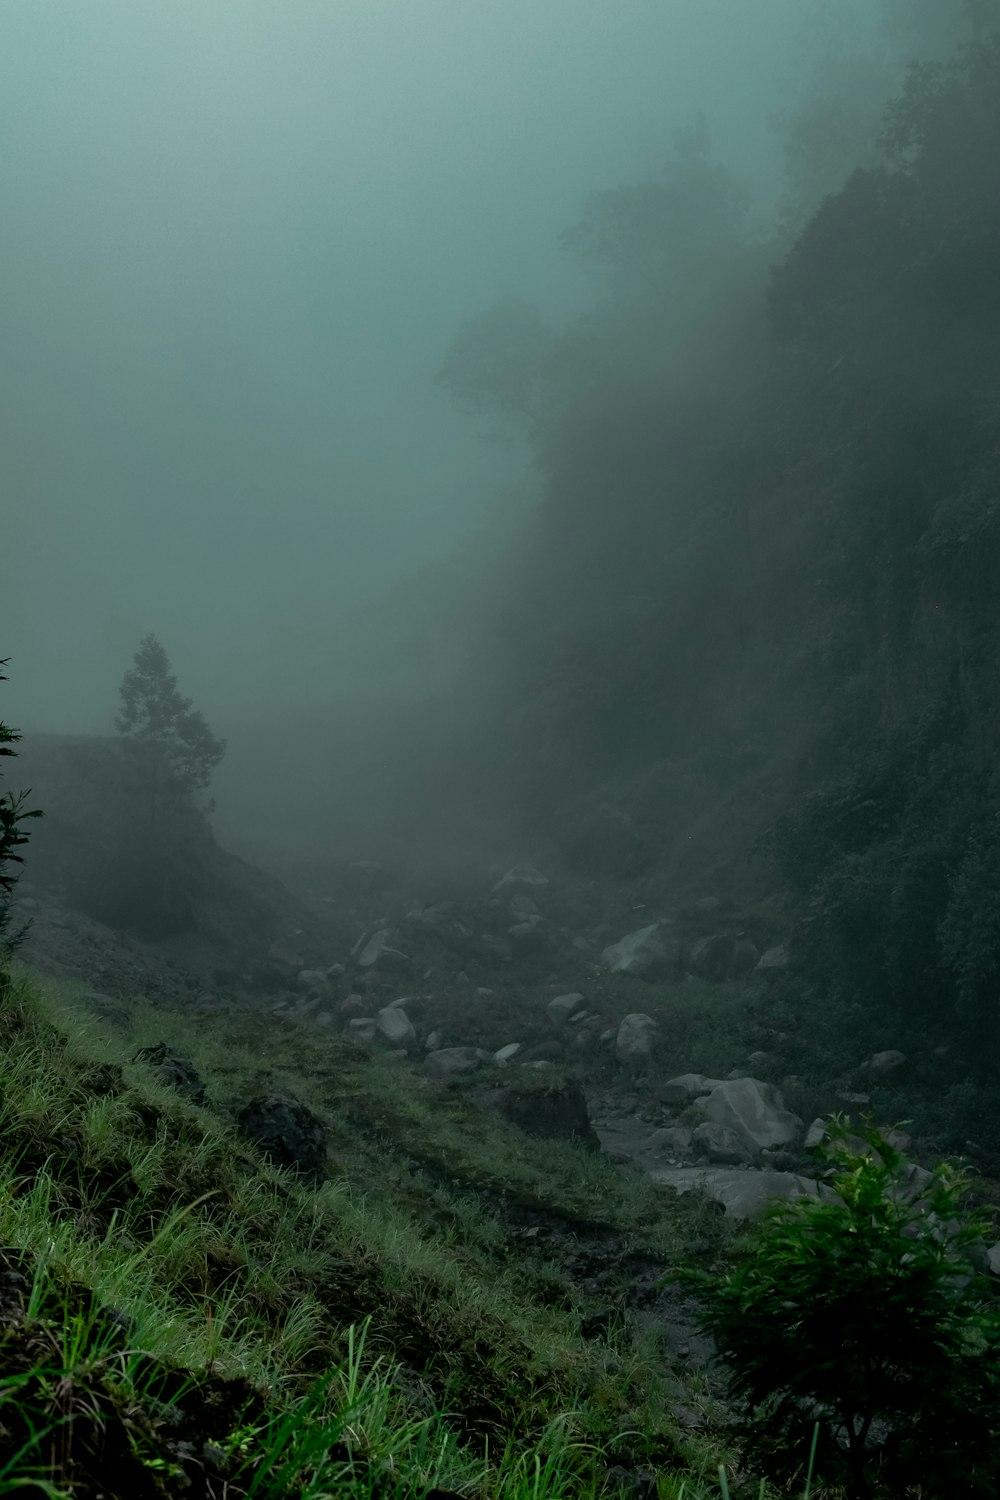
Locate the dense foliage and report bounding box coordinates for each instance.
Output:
[435,29,1000,1078]
[687,1121,1000,1497]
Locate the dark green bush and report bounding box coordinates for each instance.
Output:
[682,1120,1000,1497]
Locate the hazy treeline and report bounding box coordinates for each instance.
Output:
[244,3,1000,1072]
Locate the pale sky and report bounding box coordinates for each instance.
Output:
[1,0,872,734]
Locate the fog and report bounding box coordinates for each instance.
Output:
[2,0,968,861]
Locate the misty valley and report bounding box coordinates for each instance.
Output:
[3,3,1000,1496]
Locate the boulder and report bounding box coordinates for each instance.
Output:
[653,1166,828,1220]
[649,1125,693,1155]
[616,1012,657,1064]
[347,1017,377,1042]
[508,920,550,955]
[702,1077,802,1154]
[692,1121,751,1166]
[862,1049,907,1077]
[688,933,759,982]
[548,992,585,1021]
[356,928,409,971]
[297,968,330,994]
[602,922,677,977]
[480,1078,600,1150]
[425,1046,489,1081]
[494,1043,522,1065]
[339,994,367,1017]
[236,1095,327,1179]
[753,944,789,976]
[377,1004,417,1049]
[662,1073,725,1106]
[132,1043,206,1106]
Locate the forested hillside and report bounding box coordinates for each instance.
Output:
[439,33,1000,1073]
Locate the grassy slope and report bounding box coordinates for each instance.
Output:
[0,966,771,1500]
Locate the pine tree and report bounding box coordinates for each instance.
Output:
[115,635,225,815]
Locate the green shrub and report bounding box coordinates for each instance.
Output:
[680,1120,1000,1497]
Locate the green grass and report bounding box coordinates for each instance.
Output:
[0,966,838,1497]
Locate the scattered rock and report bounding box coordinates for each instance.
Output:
[236,1095,327,1179]
[616,1012,657,1064]
[376,1004,417,1050]
[648,1126,693,1155]
[688,933,759,982]
[654,1165,827,1220]
[132,1043,206,1106]
[547,992,585,1021]
[862,1049,907,1077]
[297,968,330,994]
[602,922,677,977]
[702,1077,802,1155]
[479,1077,600,1149]
[356,928,409,971]
[753,943,789,975]
[425,1046,489,1081]
[692,1121,751,1165]
[661,1073,726,1106]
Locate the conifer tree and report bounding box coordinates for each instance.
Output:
[115,635,225,813]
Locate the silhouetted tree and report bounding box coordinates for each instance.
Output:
[116,635,225,822]
[0,659,42,967]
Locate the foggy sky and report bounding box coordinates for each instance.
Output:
[2,0,872,736]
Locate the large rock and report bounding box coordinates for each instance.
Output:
[507,920,550,955]
[132,1043,206,1106]
[692,1121,751,1165]
[602,922,677,977]
[616,1012,657,1064]
[355,927,409,971]
[425,1046,489,1081]
[702,1077,802,1154]
[662,1073,727,1105]
[377,1004,417,1049]
[753,944,789,976]
[548,992,585,1021]
[491,864,550,895]
[653,1166,826,1220]
[688,933,760,982]
[861,1049,907,1077]
[236,1095,327,1179]
[479,1078,600,1149]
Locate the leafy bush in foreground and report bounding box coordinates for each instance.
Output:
[684,1120,1000,1498]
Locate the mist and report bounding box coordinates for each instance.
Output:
[5,1,858,727]
[4,0,990,871]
